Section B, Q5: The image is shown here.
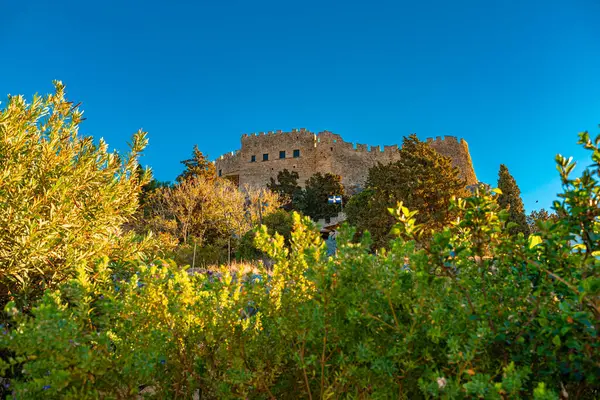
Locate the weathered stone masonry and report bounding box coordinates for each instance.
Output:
[215,129,477,191]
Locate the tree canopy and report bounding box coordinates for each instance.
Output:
[266,169,302,210]
[176,144,216,183]
[2,84,600,399]
[140,176,281,265]
[497,164,530,236]
[296,172,345,220]
[527,208,559,234]
[346,134,468,248]
[0,82,154,308]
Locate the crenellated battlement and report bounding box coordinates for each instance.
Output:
[425,135,467,146]
[234,129,414,156]
[218,150,241,161]
[347,142,399,154]
[215,129,477,188]
[241,128,315,142]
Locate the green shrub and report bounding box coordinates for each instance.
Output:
[237,209,295,262]
[0,216,321,399]
[2,125,600,398]
[0,82,157,310]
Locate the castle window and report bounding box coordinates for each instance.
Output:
[293,149,300,158]
[263,153,269,161]
[330,147,333,151]
[250,155,256,162]
[218,169,222,177]
[279,150,286,159]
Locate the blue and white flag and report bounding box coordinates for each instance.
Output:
[328,195,342,204]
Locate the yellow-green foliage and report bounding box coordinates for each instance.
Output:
[0,215,322,399]
[140,176,283,266]
[0,82,151,307]
[1,85,599,399]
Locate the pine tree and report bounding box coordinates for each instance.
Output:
[346,134,468,248]
[176,145,216,183]
[497,164,530,236]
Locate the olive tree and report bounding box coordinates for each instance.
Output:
[0,82,151,308]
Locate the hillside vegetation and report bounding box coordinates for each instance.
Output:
[0,84,599,399]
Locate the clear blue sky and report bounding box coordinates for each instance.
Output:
[2,0,599,212]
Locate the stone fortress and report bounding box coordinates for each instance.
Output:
[215,128,477,192]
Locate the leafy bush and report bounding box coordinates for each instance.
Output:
[0,217,321,399]
[237,209,295,262]
[0,82,159,310]
[2,88,599,398]
[138,175,282,266]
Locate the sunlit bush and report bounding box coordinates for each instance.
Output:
[1,91,599,398]
[0,82,160,310]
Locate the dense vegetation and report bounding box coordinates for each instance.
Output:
[1,85,599,399]
[497,164,530,237]
[268,169,346,221]
[0,83,158,312]
[346,134,468,248]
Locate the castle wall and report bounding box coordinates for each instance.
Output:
[427,136,477,185]
[215,129,477,191]
[219,128,319,188]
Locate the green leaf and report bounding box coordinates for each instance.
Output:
[528,235,542,249]
[581,277,600,295]
[552,335,561,347]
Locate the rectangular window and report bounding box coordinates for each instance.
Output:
[279,150,286,159]
[250,155,256,162]
[293,149,300,158]
[263,153,269,161]
[218,169,222,177]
